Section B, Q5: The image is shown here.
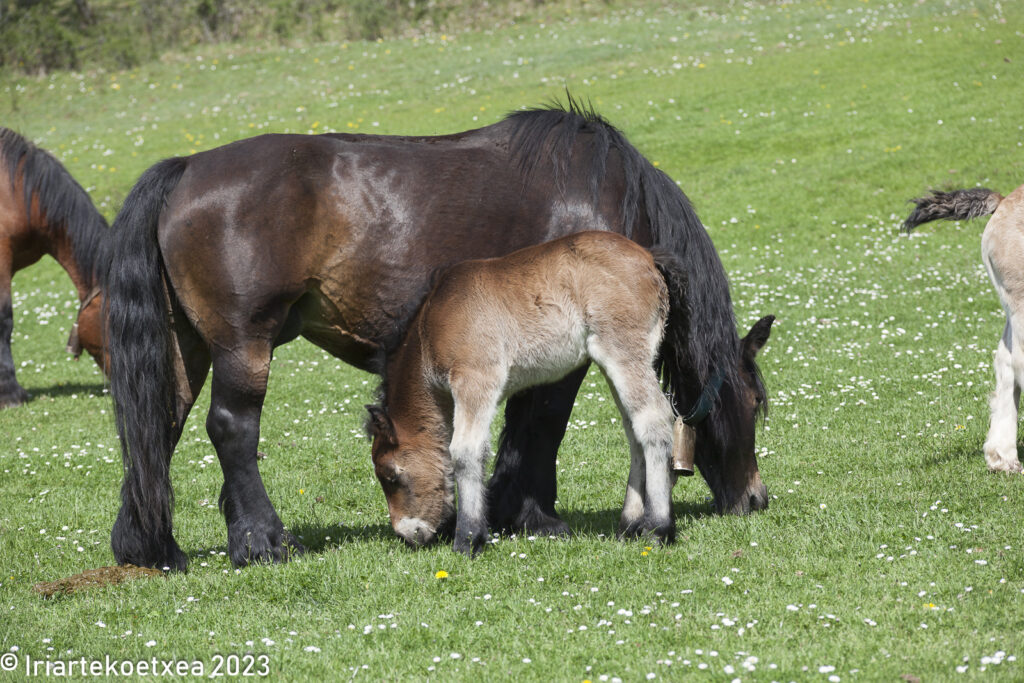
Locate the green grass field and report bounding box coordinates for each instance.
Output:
[2,0,1023,679]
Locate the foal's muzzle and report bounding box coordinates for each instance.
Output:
[393,517,438,548]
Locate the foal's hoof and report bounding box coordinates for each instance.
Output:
[617,517,676,545]
[452,522,488,558]
[645,521,676,546]
[616,518,646,541]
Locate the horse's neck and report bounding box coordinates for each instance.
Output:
[386,327,451,445]
[28,193,102,299]
[42,222,96,299]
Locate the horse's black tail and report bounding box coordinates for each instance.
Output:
[102,156,188,571]
[903,188,1003,233]
[650,247,691,416]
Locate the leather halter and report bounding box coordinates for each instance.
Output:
[681,367,726,426]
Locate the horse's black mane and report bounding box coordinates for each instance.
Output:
[503,96,750,442]
[0,127,108,285]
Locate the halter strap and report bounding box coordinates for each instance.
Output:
[66,285,102,358]
[681,366,726,426]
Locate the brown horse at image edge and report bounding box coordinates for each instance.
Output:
[0,128,108,407]
[102,100,773,570]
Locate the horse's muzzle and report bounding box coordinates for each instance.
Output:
[393,517,438,548]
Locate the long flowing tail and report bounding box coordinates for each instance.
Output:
[903,188,1003,233]
[103,157,188,570]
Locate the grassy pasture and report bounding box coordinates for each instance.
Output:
[1,0,1023,679]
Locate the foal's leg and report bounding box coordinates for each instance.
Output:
[450,374,503,557]
[614,415,649,538]
[984,318,1023,473]
[0,258,29,408]
[488,366,587,535]
[598,356,675,543]
[207,340,302,566]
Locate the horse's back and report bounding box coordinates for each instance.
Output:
[421,232,665,395]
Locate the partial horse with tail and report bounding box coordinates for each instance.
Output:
[904,185,1024,473]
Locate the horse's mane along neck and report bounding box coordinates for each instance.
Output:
[502,98,743,432]
[0,128,109,288]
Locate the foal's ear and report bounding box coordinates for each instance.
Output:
[741,315,775,359]
[365,405,397,448]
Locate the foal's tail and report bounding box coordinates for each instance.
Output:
[102,157,188,570]
[903,187,1004,233]
[650,248,690,414]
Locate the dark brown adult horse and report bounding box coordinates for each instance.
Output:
[0,128,107,407]
[104,100,771,571]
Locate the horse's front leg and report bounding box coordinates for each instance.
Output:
[488,366,588,535]
[450,380,502,557]
[207,343,304,566]
[0,262,29,408]
[984,319,1023,473]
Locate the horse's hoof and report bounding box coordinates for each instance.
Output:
[513,501,571,537]
[986,459,1023,474]
[0,384,30,409]
[229,527,304,567]
[111,516,188,572]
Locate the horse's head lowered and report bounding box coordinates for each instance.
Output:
[690,315,774,515]
[365,404,455,547]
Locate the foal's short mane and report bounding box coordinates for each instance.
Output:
[0,127,109,284]
[503,97,747,439]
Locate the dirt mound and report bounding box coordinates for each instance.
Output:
[34,565,164,598]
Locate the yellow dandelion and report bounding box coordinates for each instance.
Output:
[435,570,449,579]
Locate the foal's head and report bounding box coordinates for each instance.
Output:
[692,315,774,515]
[365,405,454,547]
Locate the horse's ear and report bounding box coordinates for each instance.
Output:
[365,405,397,448]
[742,315,775,359]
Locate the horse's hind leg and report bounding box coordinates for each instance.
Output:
[0,257,29,408]
[984,318,1024,473]
[488,366,586,536]
[207,340,302,566]
[596,354,675,544]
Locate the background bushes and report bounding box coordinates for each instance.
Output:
[0,0,595,73]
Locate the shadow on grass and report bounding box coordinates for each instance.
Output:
[288,521,394,554]
[263,500,721,558]
[550,498,718,538]
[182,522,394,563]
[25,381,106,401]
[923,442,985,468]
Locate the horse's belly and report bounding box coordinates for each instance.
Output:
[291,285,389,372]
[501,317,590,398]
